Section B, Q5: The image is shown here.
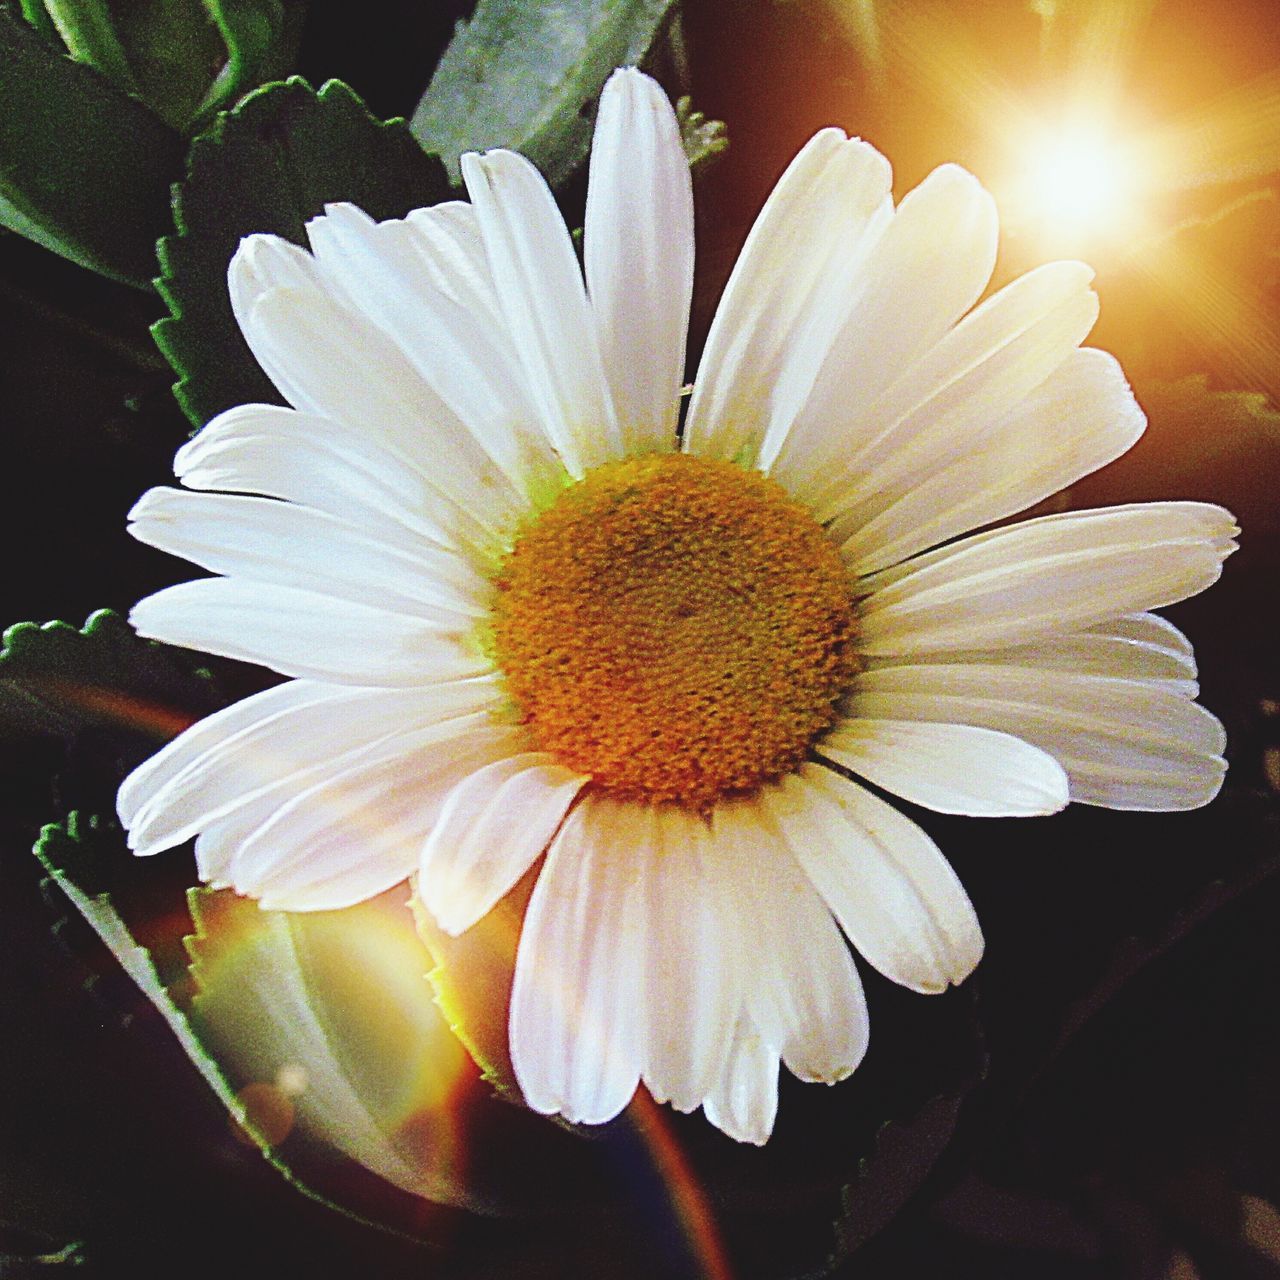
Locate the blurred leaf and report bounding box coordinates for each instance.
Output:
[101,0,244,132]
[0,6,185,286]
[818,1093,974,1276]
[187,885,492,1212]
[0,610,220,747]
[154,76,452,429]
[410,0,680,187]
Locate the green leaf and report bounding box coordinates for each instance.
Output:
[410,865,537,1105]
[0,610,220,746]
[187,886,492,1211]
[154,76,452,429]
[0,6,185,287]
[410,0,680,188]
[195,0,303,125]
[37,810,497,1215]
[41,0,142,96]
[34,814,244,1116]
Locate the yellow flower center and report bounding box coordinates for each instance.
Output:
[491,453,858,809]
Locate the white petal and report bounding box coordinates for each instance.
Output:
[765,765,984,994]
[119,678,342,830]
[799,260,1097,523]
[1102,611,1196,657]
[418,753,588,936]
[304,204,562,502]
[229,246,521,543]
[405,201,505,329]
[509,795,646,1125]
[766,163,997,483]
[838,347,1147,573]
[882,612,1199,692]
[130,577,488,686]
[710,800,869,1082]
[638,805,739,1113]
[683,130,893,467]
[128,488,487,620]
[850,662,1227,810]
[585,69,692,456]
[817,719,1069,816]
[233,716,521,909]
[817,266,1100,540]
[461,148,621,476]
[702,1015,780,1146]
[124,677,502,857]
[174,404,459,549]
[193,791,287,888]
[195,715,514,897]
[858,502,1238,655]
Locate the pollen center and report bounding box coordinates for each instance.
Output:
[491,453,858,809]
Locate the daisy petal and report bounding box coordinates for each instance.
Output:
[640,806,739,1113]
[767,765,984,994]
[858,502,1238,655]
[418,753,588,937]
[585,68,692,456]
[887,612,1199,692]
[767,162,997,483]
[839,347,1146,573]
[130,578,487,686]
[305,204,561,500]
[230,246,519,541]
[461,148,621,476]
[193,791,289,888]
[233,717,520,909]
[683,130,893,468]
[124,677,502,857]
[850,663,1227,810]
[128,488,486,620]
[118,678,342,831]
[819,266,1100,540]
[403,202,505,329]
[174,404,457,548]
[711,800,869,1082]
[509,795,646,1125]
[800,260,1096,524]
[702,1015,780,1146]
[817,719,1069,816]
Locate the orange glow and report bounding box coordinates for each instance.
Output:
[627,1090,735,1280]
[44,677,197,738]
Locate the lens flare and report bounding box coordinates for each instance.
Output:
[1031,126,1130,229]
[1005,118,1147,252]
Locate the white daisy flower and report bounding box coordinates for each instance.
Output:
[119,68,1236,1146]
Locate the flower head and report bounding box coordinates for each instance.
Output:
[119,69,1235,1144]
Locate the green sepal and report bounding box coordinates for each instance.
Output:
[410,0,680,188]
[0,6,185,287]
[153,76,452,430]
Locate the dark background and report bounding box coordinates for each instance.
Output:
[3,1,1280,1276]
